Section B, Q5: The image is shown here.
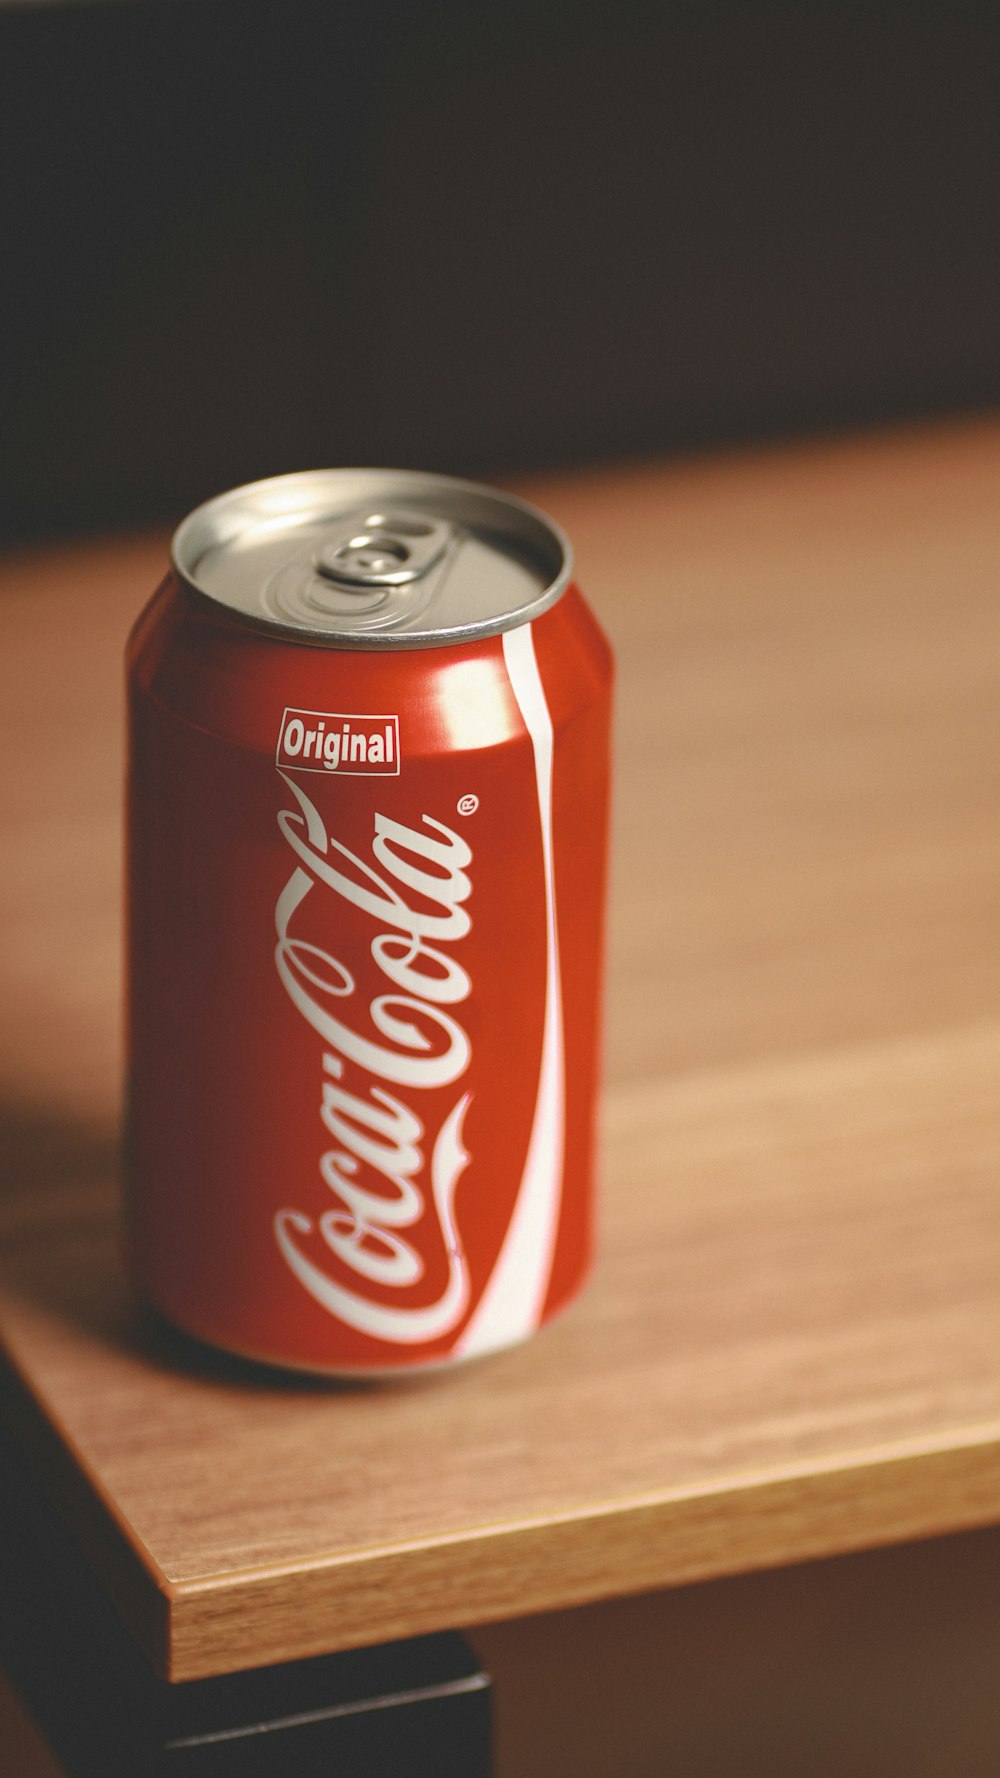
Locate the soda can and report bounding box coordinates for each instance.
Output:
[125,470,613,1374]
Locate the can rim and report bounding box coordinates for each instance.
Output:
[170,467,575,650]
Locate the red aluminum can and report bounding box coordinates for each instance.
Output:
[125,471,612,1374]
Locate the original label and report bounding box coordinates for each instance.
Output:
[276,708,400,776]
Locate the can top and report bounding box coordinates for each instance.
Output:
[171,469,573,650]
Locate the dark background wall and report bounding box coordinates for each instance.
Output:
[1,0,998,539]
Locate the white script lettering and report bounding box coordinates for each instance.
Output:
[272,772,474,1344]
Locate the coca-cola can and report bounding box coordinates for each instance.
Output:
[125,470,613,1374]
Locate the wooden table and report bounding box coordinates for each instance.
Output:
[2,420,1000,1766]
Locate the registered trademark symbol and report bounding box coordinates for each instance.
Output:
[457,794,479,816]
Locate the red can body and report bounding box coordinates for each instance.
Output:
[126,489,612,1374]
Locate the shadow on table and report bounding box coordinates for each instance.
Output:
[0,1098,377,1396]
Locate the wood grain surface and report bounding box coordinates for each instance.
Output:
[1,420,999,1680]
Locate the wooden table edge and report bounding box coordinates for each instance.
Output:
[7,1321,1000,1681]
[0,1350,174,1677]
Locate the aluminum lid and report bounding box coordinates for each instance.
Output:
[171,469,573,649]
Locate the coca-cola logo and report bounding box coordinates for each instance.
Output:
[271,770,475,1344]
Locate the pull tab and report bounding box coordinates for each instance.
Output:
[315,510,451,588]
